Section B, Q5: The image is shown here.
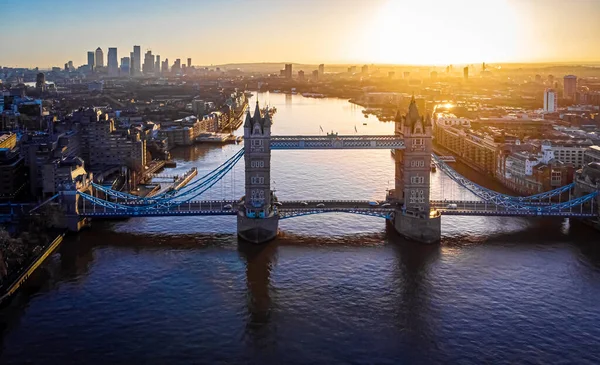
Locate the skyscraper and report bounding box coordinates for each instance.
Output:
[463,66,469,80]
[283,64,292,79]
[563,75,577,99]
[173,59,181,75]
[318,64,324,76]
[87,51,95,71]
[143,50,155,75]
[543,88,557,113]
[187,58,192,68]
[120,57,130,75]
[133,46,141,76]
[95,47,104,67]
[36,73,45,90]
[107,47,118,77]
[162,58,169,74]
[155,55,161,74]
[130,52,135,76]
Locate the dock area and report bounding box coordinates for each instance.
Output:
[148,167,198,197]
[195,133,243,144]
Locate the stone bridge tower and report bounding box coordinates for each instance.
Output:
[237,101,279,243]
[392,97,441,243]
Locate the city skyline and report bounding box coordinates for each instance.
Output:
[2,0,600,68]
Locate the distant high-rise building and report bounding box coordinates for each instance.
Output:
[133,46,141,76]
[155,55,161,74]
[298,70,305,80]
[95,47,104,67]
[187,58,192,68]
[143,50,155,74]
[107,47,118,77]
[172,59,181,75]
[162,58,169,74]
[318,64,324,76]
[35,73,45,90]
[64,63,69,72]
[120,57,130,75]
[87,51,95,71]
[543,88,557,113]
[361,65,369,75]
[388,71,396,79]
[535,74,542,83]
[403,71,410,79]
[563,75,577,99]
[312,70,319,80]
[68,60,74,71]
[463,66,469,80]
[482,62,486,72]
[281,64,292,79]
[430,71,438,80]
[548,74,555,84]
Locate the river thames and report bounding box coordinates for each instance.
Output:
[1,93,600,364]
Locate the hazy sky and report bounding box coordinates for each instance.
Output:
[2,0,600,68]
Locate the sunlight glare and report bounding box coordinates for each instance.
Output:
[361,0,520,65]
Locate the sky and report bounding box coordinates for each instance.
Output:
[1,0,600,68]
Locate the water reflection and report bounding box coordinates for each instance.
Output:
[170,144,212,162]
[238,242,278,329]
[389,228,440,361]
[57,234,94,280]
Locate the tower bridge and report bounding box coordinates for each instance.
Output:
[58,98,600,244]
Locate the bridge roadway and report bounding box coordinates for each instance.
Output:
[80,199,396,218]
[79,199,594,219]
[430,200,596,218]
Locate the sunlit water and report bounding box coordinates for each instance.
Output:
[1,93,600,364]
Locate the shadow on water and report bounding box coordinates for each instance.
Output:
[237,240,279,357]
[385,225,442,363]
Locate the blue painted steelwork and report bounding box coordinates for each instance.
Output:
[431,154,592,211]
[438,210,596,217]
[92,149,245,202]
[83,150,245,209]
[278,208,394,220]
[73,146,597,219]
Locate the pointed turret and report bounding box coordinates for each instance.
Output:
[394,107,403,123]
[424,113,432,127]
[407,96,420,125]
[253,100,261,122]
[243,109,252,128]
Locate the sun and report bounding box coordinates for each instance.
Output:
[358,0,520,65]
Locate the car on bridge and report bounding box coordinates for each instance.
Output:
[369,201,379,206]
[274,202,283,206]
[223,204,233,210]
[446,203,458,209]
[381,203,391,207]
[301,202,309,206]
[316,203,325,208]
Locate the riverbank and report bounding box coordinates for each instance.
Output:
[0,232,65,306]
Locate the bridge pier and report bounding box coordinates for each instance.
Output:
[59,190,91,232]
[237,213,279,244]
[392,212,441,244]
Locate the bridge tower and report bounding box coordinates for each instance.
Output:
[237,101,279,243]
[392,97,441,243]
